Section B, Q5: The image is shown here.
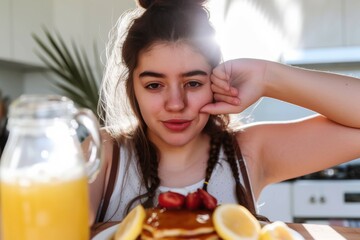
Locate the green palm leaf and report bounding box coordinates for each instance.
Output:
[32,28,102,123]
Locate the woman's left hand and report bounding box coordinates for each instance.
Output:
[201,59,268,115]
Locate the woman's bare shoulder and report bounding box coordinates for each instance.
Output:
[82,129,113,154]
[100,129,115,146]
[233,122,264,152]
[232,125,265,197]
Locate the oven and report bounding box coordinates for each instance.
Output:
[292,163,360,227]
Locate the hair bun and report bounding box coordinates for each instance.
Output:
[137,0,207,9]
[136,0,154,9]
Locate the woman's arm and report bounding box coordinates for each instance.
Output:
[202,59,360,197]
[202,59,360,127]
[237,115,360,198]
[264,60,360,128]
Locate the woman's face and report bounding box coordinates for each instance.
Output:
[133,42,213,147]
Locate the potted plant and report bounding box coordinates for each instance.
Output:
[32,29,103,123]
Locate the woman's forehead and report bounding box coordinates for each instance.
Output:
[141,41,203,58]
[138,41,210,67]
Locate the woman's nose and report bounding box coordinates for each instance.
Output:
[165,87,186,111]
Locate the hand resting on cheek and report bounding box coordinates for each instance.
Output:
[201,59,267,115]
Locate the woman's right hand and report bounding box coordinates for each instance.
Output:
[201,59,268,115]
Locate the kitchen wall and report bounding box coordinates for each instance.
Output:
[0,0,135,102]
[0,65,23,100]
[2,0,360,101]
[219,0,360,115]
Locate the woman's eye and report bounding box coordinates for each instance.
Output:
[145,83,161,89]
[185,81,202,88]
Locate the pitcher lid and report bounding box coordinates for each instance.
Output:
[8,94,76,119]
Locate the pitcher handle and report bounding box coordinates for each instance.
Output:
[75,109,102,183]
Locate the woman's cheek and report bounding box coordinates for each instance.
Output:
[195,91,213,111]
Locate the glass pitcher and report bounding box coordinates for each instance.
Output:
[0,95,102,240]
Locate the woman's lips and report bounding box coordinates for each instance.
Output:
[162,119,192,131]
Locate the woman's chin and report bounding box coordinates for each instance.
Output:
[154,135,197,148]
[163,138,192,147]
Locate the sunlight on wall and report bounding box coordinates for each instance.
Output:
[209,0,302,62]
[279,0,303,50]
[207,0,313,123]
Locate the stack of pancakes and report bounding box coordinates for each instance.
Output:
[139,208,220,240]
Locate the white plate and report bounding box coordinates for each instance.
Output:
[92,224,118,240]
[92,223,305,240]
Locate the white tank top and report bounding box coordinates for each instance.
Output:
[101,144,256,222]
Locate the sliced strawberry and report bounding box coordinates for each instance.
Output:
[197,188,218,210]
[158,191,186,209]
[185,191,202,210]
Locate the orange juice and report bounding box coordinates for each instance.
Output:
[0,173,89,240]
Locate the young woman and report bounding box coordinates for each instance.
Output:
[89,0,360,224]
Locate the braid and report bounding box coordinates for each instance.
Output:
[223,132,270,222]
[139,140,160,208]
[125,127,160,213]
[202,114,230,191]
[222,132,251,208]
[203,132,222,191]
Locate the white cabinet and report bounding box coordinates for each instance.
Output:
[293,180,360,218]
[0,0,135,103]
[0,0,53,65]
[52,0,135,60]
[257,180,360,224]
[257,182,292,222]
[82,0,135,54]
[344,0,360,45]
[11,0,53,65]
[0,0,11,60]
[299,0,343,48]
[0,0,134,66]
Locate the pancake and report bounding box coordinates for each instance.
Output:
[141,208,219,239]
[141,229,219,240]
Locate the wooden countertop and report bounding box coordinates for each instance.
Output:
[91,221,360,240]
[287,223,360,240]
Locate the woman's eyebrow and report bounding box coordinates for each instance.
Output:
[139,70,208,78]
[139,71,165,78]
[182,70,208,77]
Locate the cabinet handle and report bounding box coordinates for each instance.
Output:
[309,196,316,204]
[320,196,326,203]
